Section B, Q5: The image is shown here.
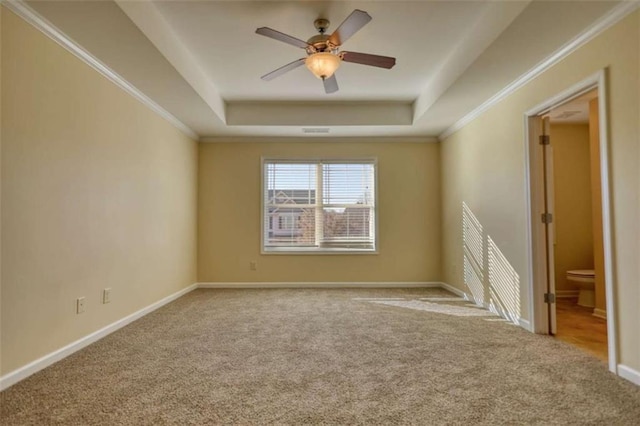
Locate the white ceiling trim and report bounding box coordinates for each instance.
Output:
[3,0,200,141]
[412,1,531,123]
[199,136,438,144]
[115,0,226,124]
[438,0,640,141]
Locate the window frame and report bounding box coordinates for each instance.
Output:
[261,157,379,255]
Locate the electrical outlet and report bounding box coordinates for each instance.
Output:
[103,288,112,304]
[76,297,86,314]
[249,261,257,271]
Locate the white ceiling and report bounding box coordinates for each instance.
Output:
[150,1,506,101]
[549,89,598,124]
[23,1,625,140]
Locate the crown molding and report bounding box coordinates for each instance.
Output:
[2,0,200,141]
[438,0,640,141]
[114,0,226,124]
[412,1,531,123]
[199,136,439,144]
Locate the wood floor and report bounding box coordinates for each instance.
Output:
[555,298,608,362]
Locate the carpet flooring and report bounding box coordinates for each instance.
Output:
[1,288,639,425]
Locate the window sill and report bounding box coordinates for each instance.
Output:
[262,247,378,255]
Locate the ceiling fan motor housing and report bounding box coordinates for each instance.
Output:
[307,19,335,53]
[307,34,332,53]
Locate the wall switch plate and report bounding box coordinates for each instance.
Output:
[249,261,257,271]
[103,288,111,304]
[76,297,86,314]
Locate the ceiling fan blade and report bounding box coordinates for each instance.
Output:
[256,27,310,49]
[328,9,372,46]
[341,51,396,69]
[261,58,306,81]
[323,74,339,94]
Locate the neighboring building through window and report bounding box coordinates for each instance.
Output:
[263,160,377,252]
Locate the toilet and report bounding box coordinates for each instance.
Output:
[566,269,595,308]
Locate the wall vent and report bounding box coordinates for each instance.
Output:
[302,127,330,134]
[553,110,581,119]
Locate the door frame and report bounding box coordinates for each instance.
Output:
[523,69,617,374]
[540,116,558,335]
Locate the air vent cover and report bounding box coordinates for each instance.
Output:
[554,110,581,119]
[302,128,330,134]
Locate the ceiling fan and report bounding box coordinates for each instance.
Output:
[255,9,396,94]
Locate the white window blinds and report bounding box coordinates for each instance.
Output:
[263,160,376,252]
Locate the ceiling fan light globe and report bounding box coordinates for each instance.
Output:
[305,52,341,80]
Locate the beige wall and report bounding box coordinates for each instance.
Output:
[550,124,593,292]
[198,141,441,283]
[2,1,638,383]
[1,9,198,374]
[441,11,639,371]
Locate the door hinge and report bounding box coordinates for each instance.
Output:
[544,293,556,303]
[539,135,550,145]
[541,212,553,224]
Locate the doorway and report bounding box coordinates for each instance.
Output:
[524,70,617,373]
[547,89,607,362]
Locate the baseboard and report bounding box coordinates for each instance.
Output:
[439,282,532,329]
[0,281,548,390]
[592,308,607,320]
[618,364,640,386]
[556,290,580,298]
[197,281,442,289]
[0,283,198,391]
[0,281,439,390]
[437,282,469,299]
[203,282,536,329]
[518,318,533,332]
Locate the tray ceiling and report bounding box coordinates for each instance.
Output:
[22,1,625,139]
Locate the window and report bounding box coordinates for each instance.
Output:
[278,215,295,230]
[263,160,377,253]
